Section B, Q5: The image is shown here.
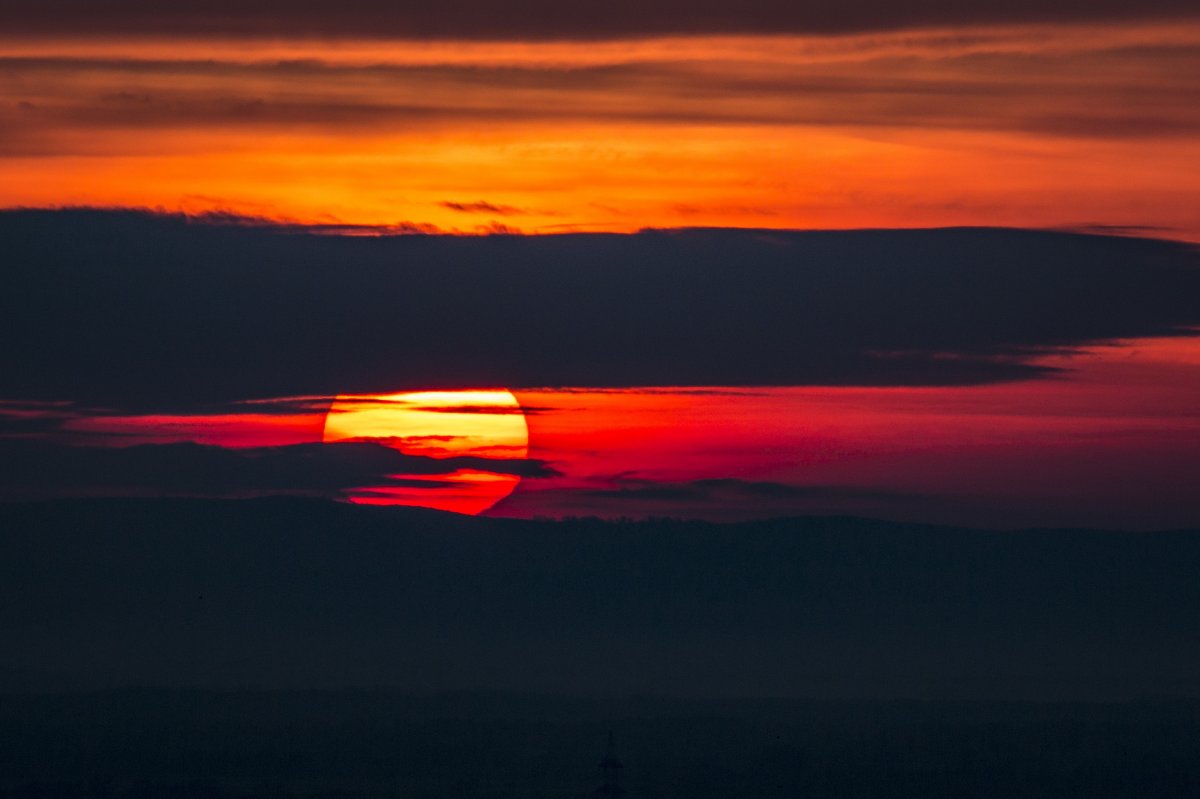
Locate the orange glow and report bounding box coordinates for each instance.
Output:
[322,390,529,514]
[2,23,1199,238]
[495,337,1200,528]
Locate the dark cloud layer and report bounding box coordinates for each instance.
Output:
[0,439,557,499]
[580,477,917,504]
[2,210,1199,412]
[0,0,1196,39]
[440,201,528,216]
[493,477,928,523]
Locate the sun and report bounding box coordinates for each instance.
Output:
[321,389,529,514]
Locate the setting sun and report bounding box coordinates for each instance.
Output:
[322,389,529,513]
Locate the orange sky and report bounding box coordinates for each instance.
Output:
[3,22,1199,237]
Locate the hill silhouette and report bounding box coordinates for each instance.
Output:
[3,497,1198,700]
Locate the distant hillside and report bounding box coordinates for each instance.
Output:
[2,498,1198,700]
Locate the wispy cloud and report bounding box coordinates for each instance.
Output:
[0,439,559,500]
[0,2,1196,39]
[440,201,530,216]
[492,475,928,521]
[581,476,921,504]
[3,32,1199,139]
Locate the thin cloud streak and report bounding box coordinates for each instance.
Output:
[5,23,1200,67]
[492,477,928,523]
[1,1,1197,39]
[3,33,1198,139]
[0,439,559,500]
[440,201,530,216]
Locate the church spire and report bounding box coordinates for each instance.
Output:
[596,730,625,798]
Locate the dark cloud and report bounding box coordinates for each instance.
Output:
[492,477,926,521]
[1056,223,1181,237]
[409,405,529,415]
[0,439,559,499]
[440,201,528,216]
[0,401,83,439]
[580,477,920,504]
[0,0,1196,39]
[2,210,1199,412]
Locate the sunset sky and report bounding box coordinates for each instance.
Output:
[2,1,1198,527]
[3,2,1199,238]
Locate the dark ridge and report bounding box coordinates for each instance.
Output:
[2,497,1198,700]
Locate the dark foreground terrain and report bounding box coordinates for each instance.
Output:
[2,499,1199,796]
[3,498,1199,699]
[1,691,1199,798]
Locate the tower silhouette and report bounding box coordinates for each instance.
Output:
[596,730,625,798]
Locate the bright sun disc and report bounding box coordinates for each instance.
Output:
[322,389,528,514]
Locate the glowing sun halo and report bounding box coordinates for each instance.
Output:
[321,389,529,514]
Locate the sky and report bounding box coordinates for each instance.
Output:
[2,9,1199,237]
[1,2,1199,528]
